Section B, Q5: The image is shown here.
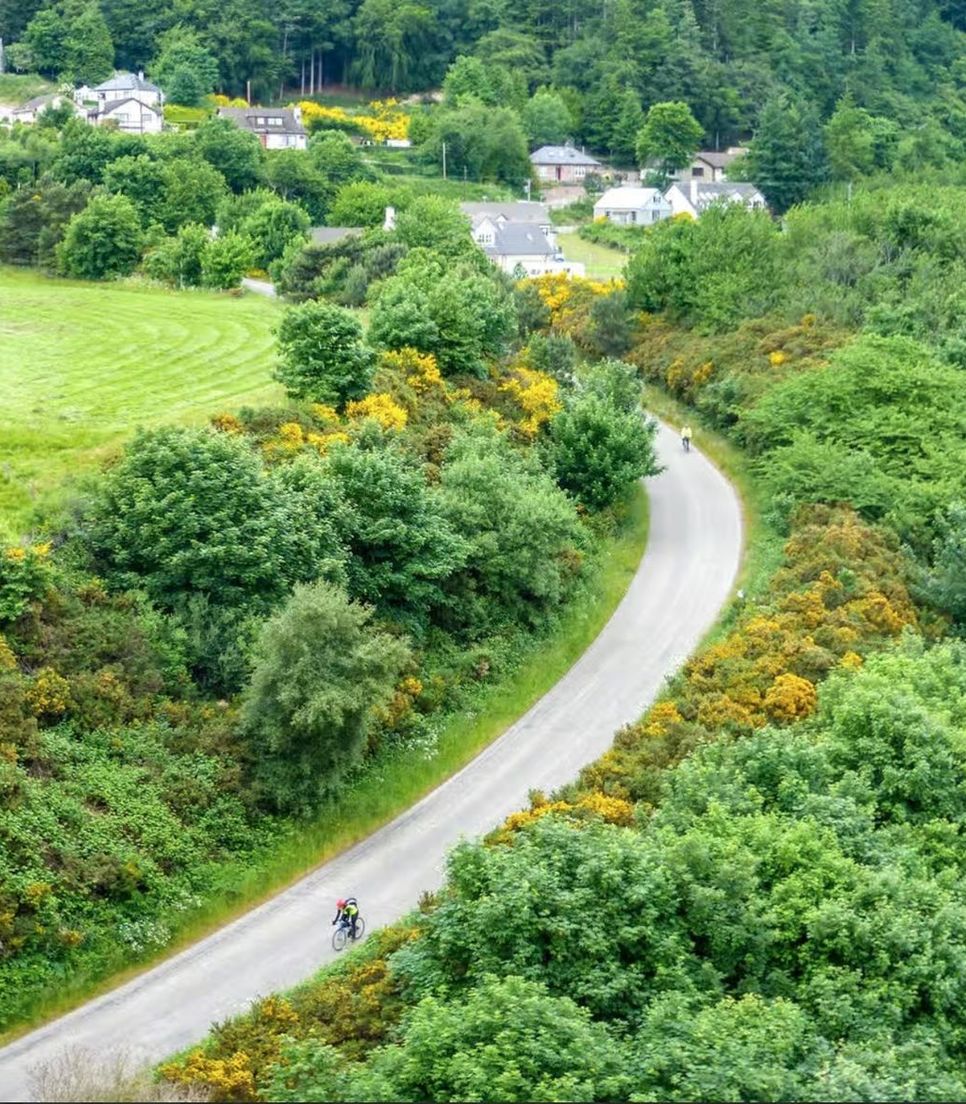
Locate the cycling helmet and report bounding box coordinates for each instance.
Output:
[336,898,347,909]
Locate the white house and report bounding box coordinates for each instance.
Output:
[530,142,602,183]
[217,107,308,149]
[593,186,671,226]
[461,201,555,247]
[664,180,767,218]
[472,217,584,277]
[10,93,83,125]
[642,148,747,185]
[94,71,163,108]
[97,96,163,134]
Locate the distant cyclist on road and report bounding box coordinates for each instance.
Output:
[332,896,360,940]
[681,424,693,452]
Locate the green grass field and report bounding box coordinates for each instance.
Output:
[557,231,628,279]
[0,268,283,538]
[0,73,55,105]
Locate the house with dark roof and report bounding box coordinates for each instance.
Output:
[664,179,767,218]
[88,71,164,133]
[643,148,747,185]
[471,215,584,277]
[530,142,602,183]
[217,107,308,150]
[461,201,555,247]
[94,71,163,108]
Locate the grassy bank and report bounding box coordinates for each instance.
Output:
[1,484,649,1040]
[0,268,282,538]
[557,232,627,279]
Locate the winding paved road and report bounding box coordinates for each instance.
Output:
[0,422,742,1101]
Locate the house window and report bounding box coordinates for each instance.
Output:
[268,117,283,126]
[477,232,494,245]
[692,166,704,177]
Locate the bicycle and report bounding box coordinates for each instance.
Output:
[332,914,366,952]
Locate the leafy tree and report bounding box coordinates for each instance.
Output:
[243,581,410,811]
[57,193,143,280]
[522,88,574,147]
[63,1,116,84]
[918,503,966,625]
[165,64,206,106]
[238,195,311,268]
[102,153,168,225]
[443,54,495,105]
[50,117,127,185]
[265,150,332,223]
[308,131,365,186]
[159,157,229,232]
[274,976,629,1102]
[610,88,646,162]
[370,256,517,376]
[634,100,704,181]
[419,100,531,184]
[20,7,67,75]
[274,300,375,406]
[193,116,264,193]
[748,94,828,213]
[150,26,220,101]
[329,182,401,228]
[323,442,467,622]
[547,394,660,510]
[626,203,781,331]
[86,426,332,613]
[142,222,209,287]
[438,428,587,632]
[824,94,879,180]
[394,196,470,256]
[201,230,254,288]
[352,0,441,91]
[0,179,90,267]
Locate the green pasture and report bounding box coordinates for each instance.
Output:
[0,268,282,538]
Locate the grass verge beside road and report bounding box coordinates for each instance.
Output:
[0,268,283,539]
[1,484,650,1040]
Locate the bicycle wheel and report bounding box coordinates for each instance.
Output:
[332,926,348,952]
[351,916,366,941]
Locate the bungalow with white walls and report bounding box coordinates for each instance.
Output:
[217,106,308,149]
[593,186,671,226]
[460,201,555,247]
[664,179,767,218]
[472,216,584,277]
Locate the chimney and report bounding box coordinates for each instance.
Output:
[137,69,144,81]
[383,205,396,232]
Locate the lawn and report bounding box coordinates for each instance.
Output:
[557,231,627,279]
[0,268,283,539]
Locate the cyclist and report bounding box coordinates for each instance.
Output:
[332,896,360,940]
[681,424,693,452]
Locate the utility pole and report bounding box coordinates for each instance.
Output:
[442,141,447,180]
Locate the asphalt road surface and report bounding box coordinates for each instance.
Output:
[0,421,742,1101]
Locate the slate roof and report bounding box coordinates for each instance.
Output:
[594,186,667,210]
[695,150,738,170]
[101,97,161,115]
[218,107,307,136]
[95,72,161,94]
[529,144,601,167]
[483,222,555,257]
[460,201,550,225]
[310,226,363,245]
[671,181,765,211]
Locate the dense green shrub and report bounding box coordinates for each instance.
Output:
[243,582,410,811]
